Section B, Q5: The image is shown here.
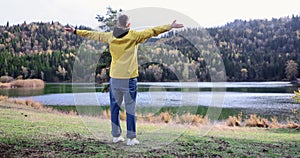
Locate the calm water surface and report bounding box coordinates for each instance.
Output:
[1,82,298,111]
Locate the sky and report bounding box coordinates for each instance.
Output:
[0,0,299,28]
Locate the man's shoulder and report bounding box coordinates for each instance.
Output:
[127,30,138,36]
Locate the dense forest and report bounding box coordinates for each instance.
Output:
[0,14,299,82]
[208,15,300,81]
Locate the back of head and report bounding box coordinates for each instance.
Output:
[117,14,129,28]
[113,14,130,38]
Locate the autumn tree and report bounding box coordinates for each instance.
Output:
[95,7,123,32]
[285,60,298,80]
[241,68,248,81]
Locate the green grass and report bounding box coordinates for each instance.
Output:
[1,102,300,157]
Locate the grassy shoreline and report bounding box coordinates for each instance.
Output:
[1,101,300,157]
[50,104,296,123]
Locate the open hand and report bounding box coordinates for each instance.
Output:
[64,26,75,33]
[171,20,184,29]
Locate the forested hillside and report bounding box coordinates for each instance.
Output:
[0,22,100,82]
[208,15,300,81]
[0,15,300,82]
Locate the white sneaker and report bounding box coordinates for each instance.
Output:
[113,136,125,143]
[127,138,140,146]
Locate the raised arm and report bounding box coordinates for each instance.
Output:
[171,20,184,29]
[64,26,111,43]
[134,20,184,43]
[64,26,75,33]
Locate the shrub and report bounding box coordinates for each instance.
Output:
[245,114,269,128]
[285,118,300,129]
[175,114,180,124]
[178,113,194,124]
[69,110,78,116]
[261,118,269,128]
[192,115,208,125]
[31,101,44,109]
[0,95,8,101]
[25,99,34,107]
[0,82,11,88]
[292,89,300,121]
[160,111,172,123]
[145,113,155,123]
[9,98,45,110]
[102,109,110,119]
[0,76,14,83]
[136,113,143,122]
[13,99,27,105]
[245,114,259,127]
[269,117,281,128]
[226,112,242,127]
[10,79,45,88]
[226,116,241,127]
[120,111,126,121]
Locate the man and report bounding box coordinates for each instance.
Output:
[65,14,184,145]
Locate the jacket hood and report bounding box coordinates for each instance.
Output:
[113,27,129,38]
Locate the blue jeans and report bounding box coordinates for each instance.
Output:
[109,78,137,139]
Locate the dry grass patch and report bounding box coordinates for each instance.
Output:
[226,112,242,127]
[0,75,14,83]
[145,113,155,123]
[175,113,208,125]
[192,115,209,125]
[12,99,27,105]
[285,118,300,129]
[177,113,194,124]
[245,114,269,128]
[0,95,8,101]
[31,101,44,110]
[226,113,300,129]
[269,117,281,128]
[10,98,45,110]
[159,111,172,123]
[68,110,78,116]
[120,111,126,121]
[136,113,143,122]
[0,82,11,88]
[25,99,34,106]
[101,109,110,119]
[1,96,84,118]
[10,79,45,88]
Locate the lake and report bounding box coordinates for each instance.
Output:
[1,81,299,119]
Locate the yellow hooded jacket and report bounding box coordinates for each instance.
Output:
[76,24,172,79]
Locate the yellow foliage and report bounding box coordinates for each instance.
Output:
[145,113,154,123]
[0,95,8,101]
[120,111,126,121]
[102,110,110,119]
[178,113,194,124]
[292,89,300,103]
[160,111,172,123]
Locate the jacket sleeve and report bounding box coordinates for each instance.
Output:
[134,24,172,43]
[75,30,111,43]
